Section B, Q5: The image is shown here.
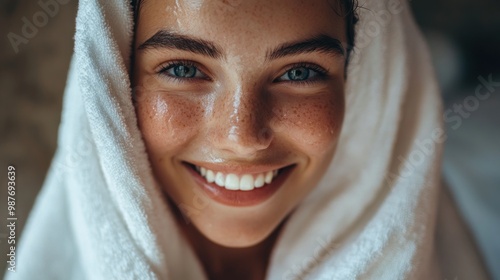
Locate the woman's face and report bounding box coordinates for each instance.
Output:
[133,0,347,247]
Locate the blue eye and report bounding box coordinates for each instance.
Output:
[159,61,206,80]
[172,65,197,78]
[286,67,311,81]
[277,64,325,83]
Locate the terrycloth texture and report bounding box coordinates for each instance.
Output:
[5,0,489,279]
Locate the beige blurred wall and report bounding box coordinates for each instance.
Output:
[1,0,78,274]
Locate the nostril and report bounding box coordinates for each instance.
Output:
[257,127,273,145]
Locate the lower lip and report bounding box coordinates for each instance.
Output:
[183,163,295,207]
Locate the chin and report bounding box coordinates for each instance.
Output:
[189,208,283,248]
[206,230,268,248]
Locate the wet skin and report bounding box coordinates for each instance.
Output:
[132,0,347,279]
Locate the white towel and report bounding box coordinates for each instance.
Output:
[5,0,489,279]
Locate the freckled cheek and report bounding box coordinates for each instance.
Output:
[277,94,345,156]
[135,93,204,160]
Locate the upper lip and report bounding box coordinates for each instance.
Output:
[184,161,293,175]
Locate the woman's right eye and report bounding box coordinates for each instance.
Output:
[158,61,207,80]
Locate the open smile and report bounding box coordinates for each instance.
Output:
[182,161,296,206]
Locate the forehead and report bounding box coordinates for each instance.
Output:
[136,0,347,49]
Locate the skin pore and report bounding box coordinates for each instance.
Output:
[132,0,348,279]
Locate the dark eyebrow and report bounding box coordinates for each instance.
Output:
[266,34,345,61]
[138,31,344,62]
[137,30,224,59]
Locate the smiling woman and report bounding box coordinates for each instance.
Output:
[5,0,489,279]
[132,1,349,278]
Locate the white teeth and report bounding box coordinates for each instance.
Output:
[194,165,281,191]
[254,174,265,188]
[215,172,225,187]
[206,170,215,183]
[225,174,240,190]
[240,174,254,191]
[264,171,273,184]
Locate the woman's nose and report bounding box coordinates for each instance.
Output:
[208,85,274,158]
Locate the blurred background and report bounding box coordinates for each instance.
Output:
[1,0,499,277]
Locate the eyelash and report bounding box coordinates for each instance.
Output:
[157,60,209,82]
[156,60,329,85]
[274,62,329,86]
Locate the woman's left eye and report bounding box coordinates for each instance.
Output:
[276,65,326,83]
